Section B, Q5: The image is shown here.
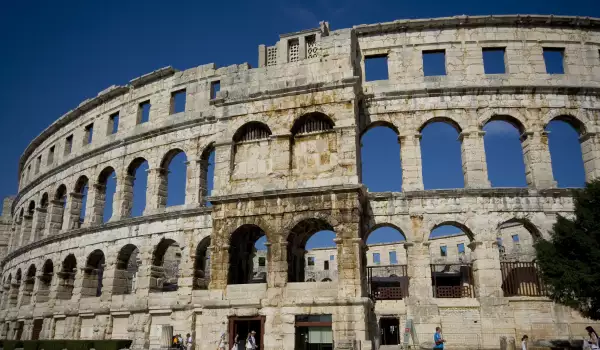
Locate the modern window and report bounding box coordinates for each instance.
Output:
[543,48,565,74]
[84,123,94,145]
[109,112,119,135]
[210,81,220,100]
[329,255,334,261]
[389,251,398,265]
[47,146,55,165]
[512,234,520,243]
[170,89,186,114]
[35,156,41,174]
[482,48,506,74]
[295,315,333,350]
[373,252,381,265]
[307,256,315,266]
[440,246,447,257]
[457,243,465,254]
[365,55,389,81]
[422,50,446,76]
[258,257,266,267]
[64,135,73,155]
[324,261,329,270]
[138,101,151,124]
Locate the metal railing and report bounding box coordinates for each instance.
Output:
[500,261,547,297]
[431,263,474,298]
[367,265,409,300]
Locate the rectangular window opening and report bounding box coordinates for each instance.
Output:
[389,251,398,265]
[288,38,300,62]
[440,246,447,257]
[364,55,389,81]
[138,101,151,124]
[65,135,73,155]
[170,89,186,115]
[512,234,520,243]
[109,112,119,135]
[307,256,315,266]
[373,252,381,265]
[35,156,41,174]
[324,261,329,270]
[210,81,220,100]
[84,123,94,145]
[482,47,506,74]
[329,254,334,261]
[258,257,266,267]
[422,50,446,76]
[48,146,55,165]
[457,243,465,254]
[543,47,565,74]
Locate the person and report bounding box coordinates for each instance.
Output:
[434,327,445,350]
[521,335,528,350]
[587,326,600,350]
[231,334,239,350]
[246,331,257,350]
[217,333,226,350]
[185,333,193,350]
[178,334,184,350]
[173,334,179,349]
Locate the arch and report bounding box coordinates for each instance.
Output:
[160,149,188,207]
[321,278,332,282]
[418,117,463,134]
[479,110,527,134]
[40,193,49,209]
[151,238,181,292]
[544,112,588,135]
[160,148,186,169]
[97,166,117,223]
[228,224,267,285]
[54,184,67,202]
[74,175,89,193]
[496,218,541,262]
[360,121,400,138]
[360,124,402,192]
[57,254,76,300]
[430,221,474,241]
[194,236,211,290]
[420,119,464,189]
[35,259,53,303]
[82,249,105,297]
[364,223,407,242]
[127,157,149,217]
[114,244,140,295]
[482,115,526,135]
[15,269,22,283]
[287,218,335,283]
[27,201,35,215]
[22,264,36,305]
[483,119,527,187]
[545,118,586,188]
[200,143,216,202]
[233,122,272,143]
[306,278,316,282]
[73,176,89,226]
[291,112,335,136]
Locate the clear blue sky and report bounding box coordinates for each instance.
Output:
[1,0,598,248]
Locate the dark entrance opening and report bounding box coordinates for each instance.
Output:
[15,321,24,340]
[228,316,264,350]
[31,319,43,340]
[380,317,400,345]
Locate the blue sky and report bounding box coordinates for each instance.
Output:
[1,0,598,249]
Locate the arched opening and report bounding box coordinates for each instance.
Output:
[33,193,49,242]
[290,113,336,177]
[287,219,336,283]
[74,176,89,228]
[360,124,402,192]
[10,270,21,306]
[161,149,188,207]
[429,223,474,298]
[21,201,35,245]
[82,250,105,298]
[23,265,36,305]
[420,119,464,189]
[36,260,53,303]
[228,225,267,285]
[194,237,211,290]
[113,244,140,295]
[2,273,12,308]
[57,254,77,300]
[40,193,48,209]
[232,122,272,180]
[364,225,408,300]
[546,117,586,188]
[200,145,215,205]
[97,167,117,223]
[291,112,334,135]
[127,157,149,217]
[151,239,181,292]
[483,118,527,187]
[321,278,332,282]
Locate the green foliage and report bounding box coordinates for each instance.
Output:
[23,340,39,350]
[0,340,132,350]
[38,340,66,350]
[535,180,600,320]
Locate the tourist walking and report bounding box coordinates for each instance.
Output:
[217,332,226,350]
[231,334,239,350]
[434,327,445,350]
[246,331,257,349]
[177,334,184,350]
[521,335,528,350]
[185,333,193,350]
[587,326,600,350]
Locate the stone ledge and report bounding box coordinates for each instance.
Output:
[367,188,576,200]
[208,184,363,203]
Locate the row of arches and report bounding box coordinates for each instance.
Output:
[361,114,588,191]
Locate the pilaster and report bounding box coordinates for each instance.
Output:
[460,129,491,189]
[521,129,557,189]
[399,134,424,191]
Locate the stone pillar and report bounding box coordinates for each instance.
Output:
[271,134,291,179]
[86,183,106,226]
[197,157,210,206]
[19,214,33,247]
[63,193,84,230]
[145,168,167,215]
[335,234,362,299]
[44,200,65,236]
[30,207,47,243]
[208,243,228,290]
[405,241,433,299]
[468,240,502,298]
[399,134,424,191]
[211,143,233,197]
[34,270,51,304]
[258,44,267,68]
[580,132,600,182]
[460,129,491,189]
[521,129,557,189]
[131,243,153,298]
[266,240,287,288]
[185,160,201,207]
[175,230,194,304]
[112,174,134,220]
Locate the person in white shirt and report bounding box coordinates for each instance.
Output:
[185,333,192,350]
[521,335,528,350]
[246,331,257,349]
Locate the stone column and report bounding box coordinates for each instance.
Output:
[197,157,210,206]
[45,200,65,236]
[34,270,51,304]
[208,242,229,290]
[86,183,106,227]
[211,143,233,197]
[19,214,33,247]
[185,160,201,207]
[399,134,424,191]
[63,192,84,230]
[266,240,287,288]
[460,129,491,189]
[112,174,134,220]
[580,132,600,182]
[405,241,433,299]
[270,134,291,179]
[144,168,167,215]
[175,230,194,304]
[521,129,557,189]
[30,207,47,243]
[334,234,362,299]
[468,240,502,298]
[131,243,153,298]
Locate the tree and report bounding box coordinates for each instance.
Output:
[535,180,600,320]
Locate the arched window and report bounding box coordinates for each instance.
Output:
[82,250,105,297]
[40,193,49,209]
[113,244,139,295]
[229,225,267,285]
[546,116,586,188]
[233,122,272,143]
[287,219,335,283]
[127,158,149,217]
[10,269,22,307]
[151,239,181,292]
[360,123,401,192]
[49,185,68,235]
[36,260,53,303]
[74,176,89,227]
[200,145,215,205]
[23,265,36,305]
[483,117,527,187]
[161,150,188,207]
[194,237,211,290]
[291,112,334,136]
[232,122,273,181]
[420,119,464,189]
[97,167,117,223]
[364,225,408,299]
[57,254,76,300]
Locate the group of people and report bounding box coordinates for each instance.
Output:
[218,330,258,350]
[172,333,192,350]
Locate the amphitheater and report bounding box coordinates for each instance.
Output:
[1,13,600,350]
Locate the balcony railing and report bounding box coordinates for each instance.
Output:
[431,263,474,298]
[367,265,409,300]
[500,261,547,297]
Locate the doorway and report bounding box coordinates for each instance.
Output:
[228,316,265,350]
[380,317,400,345]
[31,319,44,340]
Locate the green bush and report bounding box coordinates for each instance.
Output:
[4,340,24,350]
[38,340,66,350]
[91,340,132,350]
[22,340,38,350]
[65,340,93,350]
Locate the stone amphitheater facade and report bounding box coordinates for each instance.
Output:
[1,14,600,350]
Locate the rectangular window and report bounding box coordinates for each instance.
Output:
[258,257,266,267]
[497,237,504,247]
[389,251,398,264]
[288,38,300,62]
[307,256,315,266]
[543,48,565,74]
[329,254,334,261]
[109,112,119,135]
[26,165,31,180]
[324,261,329,270]
[512,234,520,243]
[482,47,506,74]
[170,89,186,114]
[48,146,55,165]
[84,123,94,145]
[364,55,389,81]
[422,50,446,76]
[65,135,73,155]
[440,246,447,257]
[457,243,465,254]
[373,252,380,265]
[138,101,151,124]
[35,156,41,174]
[210,81,220,100]
[306,35,318,59]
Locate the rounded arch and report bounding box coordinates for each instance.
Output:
[321,278,332,282]
[127,157,149,176]
[282,212,339,237]
[291,112,335,136]
[160,148,187,169]
[360,123,402,192]
[287,218,336,283]
[360,121,400,138]
[364,223,407,242]
[62,254,77,272]
[228,224,267,285]
[430,221,474,241]
[497,218,542,240]
[116,244,139,270]
[479,109,528,134]
[74,175,89,193]
[482,114,526,135]
[15,268,22,282]
[40,193,49,209]
[306,278,316,282]
[42,259,54,275]
[97,166,116,184]
[27,201,35,215]
[54,184,67,201]
[86,249,105,268]
[83,250,105,297]
[152,238,180,266]
[418,116,463,134]
[194,236,211,290]
[114,244,139,295]
[543,110,589,134]
[233,121,272,143]
[26,264,36,279]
